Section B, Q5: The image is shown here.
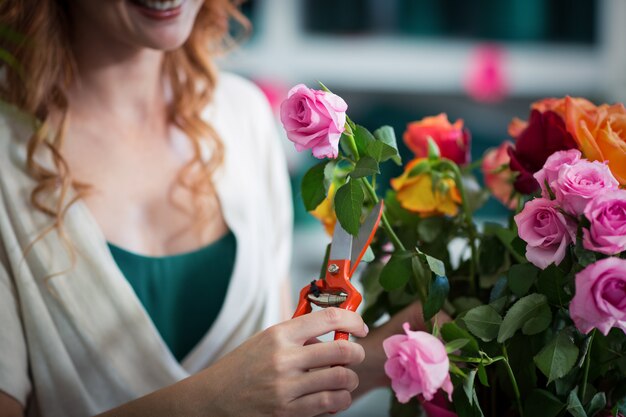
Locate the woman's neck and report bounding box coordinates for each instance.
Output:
[66,16,167,130]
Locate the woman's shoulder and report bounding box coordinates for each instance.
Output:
[212,72,273,121]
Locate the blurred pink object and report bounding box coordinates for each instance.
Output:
[465,45,508,103]
[421,392,458,417]
[254,78,288,113]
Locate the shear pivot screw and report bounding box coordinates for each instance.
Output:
[328,264,339,275]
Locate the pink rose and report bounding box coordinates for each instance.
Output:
[569,257,626,335]
[383,322,453,404]
[481,141,518,209]
[280,84,347,159]
[514,198,576,269]
[554,159,619,215]
[583,190,626,255]
[533,149,581,198]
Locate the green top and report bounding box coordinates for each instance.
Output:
[108,231,237,362]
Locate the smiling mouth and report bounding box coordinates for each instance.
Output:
[129,0,184,12]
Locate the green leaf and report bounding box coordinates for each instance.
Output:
[521,302,552,335]
[536,264,572,306]
[407,159,431,177]
[477,364,489,387]
[366,140,398,164]
[318,243,331,279]
[317,80,332,92]
[586,392,607,417]
[497,293,549,343]
[452,297,483,315]
[379,252,413,291]
[441,322,480,355]
[350,156,380,179]
[360,262,384,309]
[463,369,477,405]
[452,384,485,417]
[322,160,337,193]
[507,263,539,297]
[410,256,429,301]
[423,275,450,321]
[534,331,580,384]
[301,161,328,211]
[334,179,364,236]
[575,233,597,267]
[567,390,588,417]
[417,217,446,243]
[353,125,376,157]
[427,137,441,159]
[425,254,446,277]
[523,389,565,417]
[463,305,503,342]
[445,338,470,354]
[373,125,402,165]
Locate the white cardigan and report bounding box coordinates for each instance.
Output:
[0,73,293,417]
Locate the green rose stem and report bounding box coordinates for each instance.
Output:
[360,177,406,252]
[343,129,406,253]
[438,160,479,295]
[502,345,524,417]
[580,329,596,402]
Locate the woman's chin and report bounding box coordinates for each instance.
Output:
[126,0,198,50]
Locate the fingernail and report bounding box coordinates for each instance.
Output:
[363,323,369,334]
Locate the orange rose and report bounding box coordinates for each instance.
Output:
[403,114,471,165]
[310,182,337,235]
[563,98,626,184]
[532,96,596,118]
[481,141,518,209]
[390,159,462,217]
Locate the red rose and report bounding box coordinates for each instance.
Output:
[404,114,471,165]
[508,109,577,194]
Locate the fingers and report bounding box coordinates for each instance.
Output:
[285,308,368,345]
[292,366,359,398]
[298,340,365,370]
[286,390,352,417]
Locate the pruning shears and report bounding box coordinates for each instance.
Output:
[292,201,384,340]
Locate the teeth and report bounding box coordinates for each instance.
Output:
[135,0,183,11]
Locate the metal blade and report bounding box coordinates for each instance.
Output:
[350,201,384,272]
[328,221,353,261]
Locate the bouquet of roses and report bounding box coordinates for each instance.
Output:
[280,84,626,417]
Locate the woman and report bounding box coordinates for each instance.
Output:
[0,0,425,416]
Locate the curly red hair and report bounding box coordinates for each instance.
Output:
[0,0,249,244]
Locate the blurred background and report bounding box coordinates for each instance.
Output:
[219,1,626,415]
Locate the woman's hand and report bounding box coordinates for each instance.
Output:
[201,307,368,417]
[349,302,450,398]
[97,308,367,417]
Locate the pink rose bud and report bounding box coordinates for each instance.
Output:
[383,323,453,404]
[554,159,619,216]
[533,149,581,199]
[279,84,347,159]
[583,190,626,255]
[514,198,576,269]
[481,141,518,209]
[570,257,626,335]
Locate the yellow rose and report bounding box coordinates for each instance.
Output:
[310,182,337,235]
[390,158,462,217]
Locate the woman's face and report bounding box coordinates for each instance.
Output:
[69,0,204,51]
